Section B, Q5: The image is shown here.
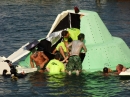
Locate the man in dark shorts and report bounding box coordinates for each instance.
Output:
[66,33,87,76]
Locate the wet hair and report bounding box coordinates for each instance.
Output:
[68,37,73,43]
[4,60,12,64]
[78,33,85,40]
[74,6,79,13]
[54,53,61,60]
[103,67,108,73]
[2,69,8,76]
[61,30,68,37]
[118,64,123,71]
[2,69,11,77]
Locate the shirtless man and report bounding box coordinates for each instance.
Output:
[66,33,87,76]
[30,51,49,72]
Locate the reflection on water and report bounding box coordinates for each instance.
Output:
[1,72,129,96]
[0,0,130,96]
[27,72,127,97]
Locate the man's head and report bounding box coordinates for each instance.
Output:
[78,33,85,41]
[2,69,8,76]
[74,6,80,13]
[33,51,38,58]
[61,30,69,38]
[54,52,61,60]
[103,67,108,73]
[116,64,123,71]
[68,37,73,43]
[4,60,12,66]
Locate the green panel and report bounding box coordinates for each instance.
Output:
[19,52,32,68]
[82,37,130,72]
[80,10,112,45]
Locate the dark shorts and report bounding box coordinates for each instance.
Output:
[37,66,44,71]
[66,55,82,72]
[36,63,48,71]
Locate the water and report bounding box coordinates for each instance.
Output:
[0,0,130,96]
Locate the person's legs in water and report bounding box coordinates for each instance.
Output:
[66,56,75,75]
[76,70,79,76]
[73,56,82,76]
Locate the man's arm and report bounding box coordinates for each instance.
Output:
[64,41,69,52]
[82,43,87,53]
[40,52,49,68]
[41,52,49,63]
[46,60,52,72]
[52,48,57,54]
[46,64,50,72]
[30,55,34,68]
[67,42,72,51]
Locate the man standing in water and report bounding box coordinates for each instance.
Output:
[30,51,49,73]
[46,53,65,74]
[66,33,87,76]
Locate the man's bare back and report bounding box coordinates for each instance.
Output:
[30,51,49,69]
